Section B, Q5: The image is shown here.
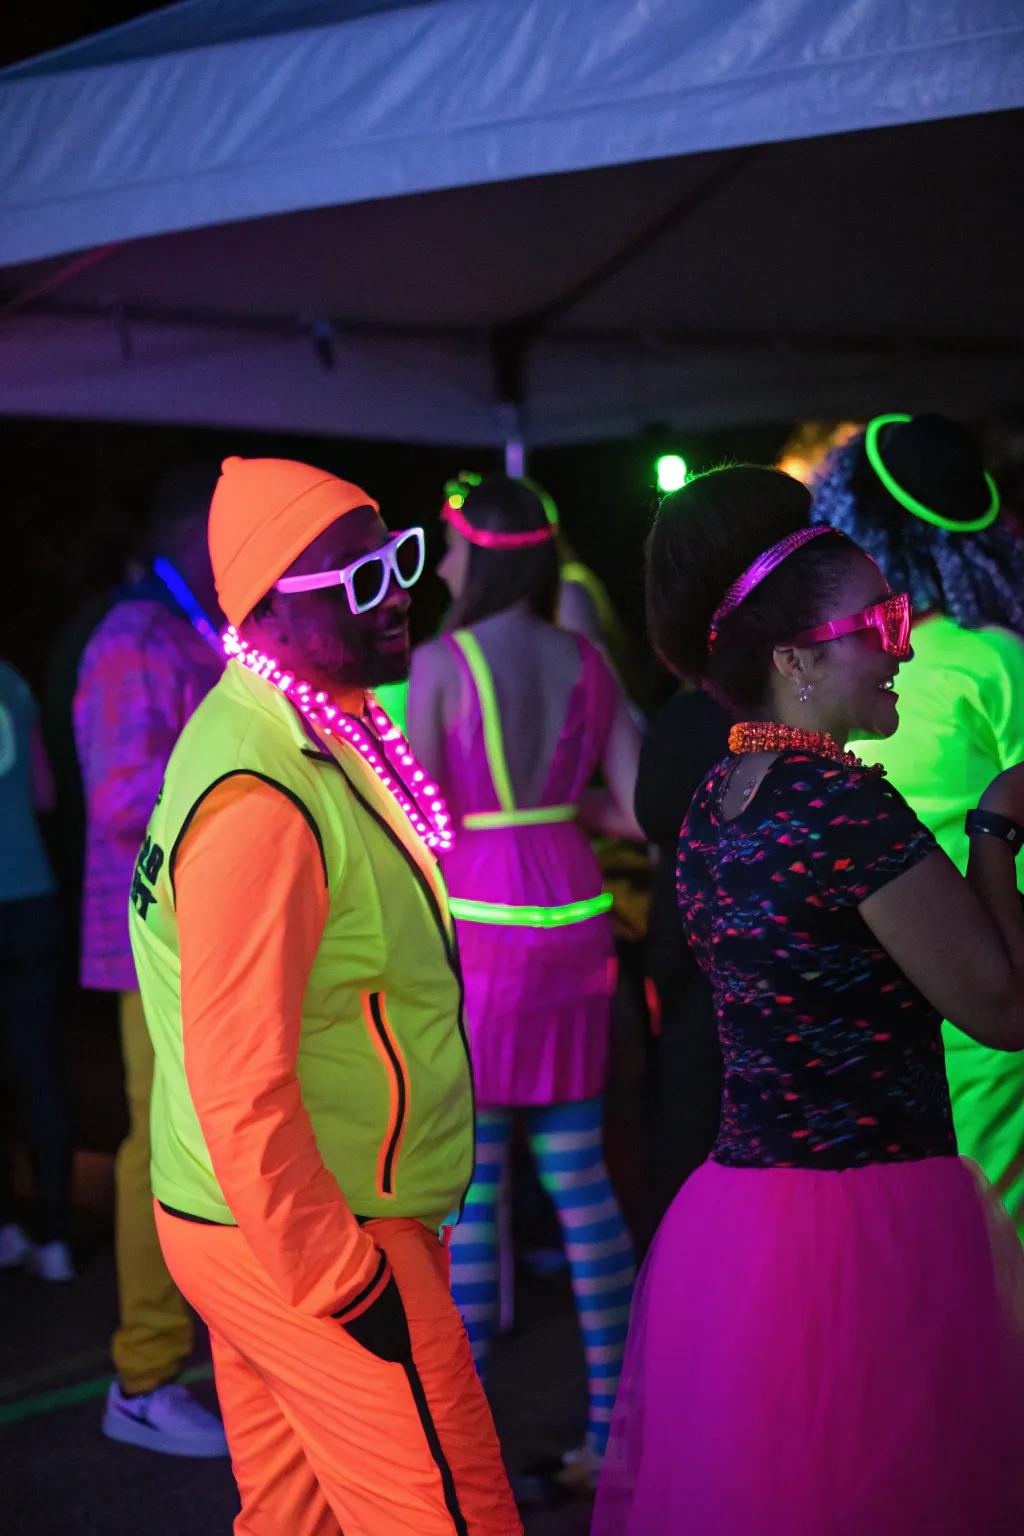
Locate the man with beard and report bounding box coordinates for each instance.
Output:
[129,458,521,1535]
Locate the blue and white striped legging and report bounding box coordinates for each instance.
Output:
[450,1097,635,1458]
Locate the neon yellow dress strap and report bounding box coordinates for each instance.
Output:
[451,630,576,831]
[450,630,516,814]
[560,560,600,594]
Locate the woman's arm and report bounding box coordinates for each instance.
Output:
[859,766,1024,1050]
[578,685,643,841]
[968,765,1024,966]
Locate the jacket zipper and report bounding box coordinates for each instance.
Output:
[302,748,477,1216]
[365,991,408,1197]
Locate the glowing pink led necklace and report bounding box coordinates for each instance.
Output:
[223,627,453,853]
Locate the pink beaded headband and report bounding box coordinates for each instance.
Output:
[443,496,556,550]
[707,525,834,652]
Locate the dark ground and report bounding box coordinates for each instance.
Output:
[0,908,655,1536]
[0,1174,596,1535]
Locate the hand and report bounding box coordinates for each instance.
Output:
[980,762,1024,824]
[336,1272,411,1364]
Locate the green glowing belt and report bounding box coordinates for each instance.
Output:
[462,805,577,830]
[448,892,614,927]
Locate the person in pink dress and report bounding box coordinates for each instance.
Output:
[408,475,641,1496]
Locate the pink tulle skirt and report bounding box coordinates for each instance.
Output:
[592,1156,1024,1536]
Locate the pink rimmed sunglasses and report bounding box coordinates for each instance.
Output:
[275,528,425,615]
[789,591,912,659]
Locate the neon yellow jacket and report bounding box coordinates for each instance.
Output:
[129,660,473,1314]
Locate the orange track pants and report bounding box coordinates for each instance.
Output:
[155,1206,522,1535]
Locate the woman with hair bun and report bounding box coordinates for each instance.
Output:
[815,413,1024,1242]
[593,464,1024,1536]
[408,475,641,1495]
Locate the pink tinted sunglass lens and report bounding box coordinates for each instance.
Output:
[880,594,911,657]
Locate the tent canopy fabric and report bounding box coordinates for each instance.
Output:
[2,0,1021,265]
[0,0,1021,445]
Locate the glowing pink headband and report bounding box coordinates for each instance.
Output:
[443,497,556,550]
[707,525,834,651]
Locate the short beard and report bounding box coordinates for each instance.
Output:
[300,627,409,691]
[362,639,410,688]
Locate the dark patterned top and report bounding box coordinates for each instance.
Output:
[676,753,956,1169]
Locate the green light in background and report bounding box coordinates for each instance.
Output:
[374,679,409,733]
[655,454,688,493]
[443,470,482,511]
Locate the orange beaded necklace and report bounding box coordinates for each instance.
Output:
[728,721,867,771]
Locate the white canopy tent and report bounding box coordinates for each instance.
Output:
[0,0,1021,449]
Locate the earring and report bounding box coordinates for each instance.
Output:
[797,681,813,704]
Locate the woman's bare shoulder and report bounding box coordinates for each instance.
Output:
[410,634,459,684]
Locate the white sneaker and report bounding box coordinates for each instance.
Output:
[25,1239,76,1282]
[0,1222,30,1268]
[102,1381,230,1458]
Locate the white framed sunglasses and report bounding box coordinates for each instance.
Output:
[275,527,425,615]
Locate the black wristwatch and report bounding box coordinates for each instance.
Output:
[965,809,1024,856]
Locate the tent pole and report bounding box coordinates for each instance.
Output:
[504,440,526,476]
[493,326,528,476]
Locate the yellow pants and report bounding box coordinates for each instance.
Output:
[111,992,193,1394]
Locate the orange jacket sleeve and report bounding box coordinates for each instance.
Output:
[174,775,386,1316]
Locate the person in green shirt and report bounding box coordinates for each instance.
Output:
[814,412,1024,1239]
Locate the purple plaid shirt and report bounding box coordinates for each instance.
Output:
[74,598,222,991]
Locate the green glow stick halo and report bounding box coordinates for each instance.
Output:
[865,414,999,533]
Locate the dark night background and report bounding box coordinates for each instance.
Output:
[0,415,792,698]
[0,3,795,701]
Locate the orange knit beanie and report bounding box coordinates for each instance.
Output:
[208,456,378,627]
